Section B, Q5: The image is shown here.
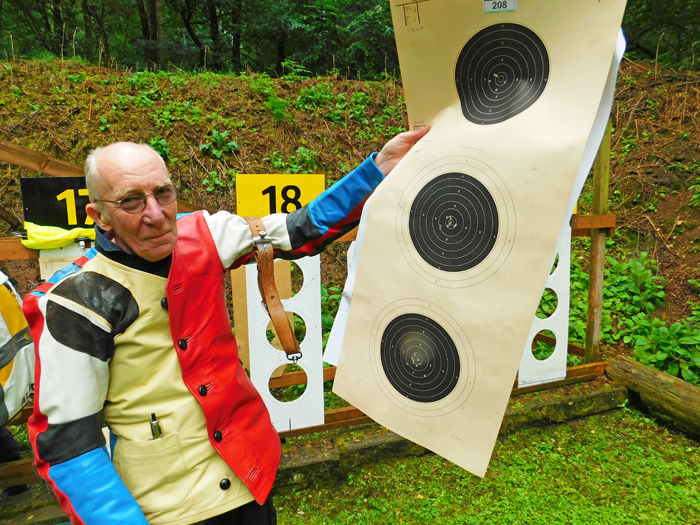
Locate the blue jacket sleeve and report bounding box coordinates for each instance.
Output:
[283,154,384,254]
[49,448,148,524]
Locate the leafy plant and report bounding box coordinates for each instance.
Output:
[148,136,176,163]
[67,73,86,84]
[619,313,700,385]
[349,91,370,124]
[320,285,342,349]
[203,170,235,192]
[294,82,335,116]
[689,177,700,207]
[200,130,239,159]
[604,252,666,317]
[265,147,318,174]
[245,73,293,123]
[281,60,311,81]
[98,117,111,132]
[150,101,202,127]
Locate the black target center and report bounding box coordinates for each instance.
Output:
[381,313,460,403]
[456,23,549,124]
[409,172,499,272]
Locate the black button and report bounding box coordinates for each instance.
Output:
[161,297,168,309]
[214,431,222,442]
[220,478,231,490]
[178,339,187,350]
[198,385,208,396]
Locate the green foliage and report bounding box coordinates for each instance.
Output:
[689,177,700,207]
[245,73,293,123]
[281,60,311,81]
[9,424,29,450]
[624,0,700,68]
[98,117,111,132]
[202,170,238,192]
[265,147,318,173]
[147,136,176,163]
[199,130,239,159]
[150,101,202,127]
[604,252,666,317]
[203,169,237,193]
[294,83,335,116]
[67,73,86,84]
[348,91,370,124]
[277,410,700,524]
[320,285,342,348]
[619,310,700,386]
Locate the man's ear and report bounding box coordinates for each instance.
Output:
[86,202,112,232]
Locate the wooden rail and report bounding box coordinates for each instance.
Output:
[0,458,37,489]
[276,361,607,438]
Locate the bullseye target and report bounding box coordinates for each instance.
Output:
[409,173,498,272]
[369,300,475,416]
[397,156,516,288]
[381,313,460,403]
[455,23,549,125]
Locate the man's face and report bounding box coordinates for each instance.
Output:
[86,144,178,262]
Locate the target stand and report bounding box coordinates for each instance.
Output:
[246,256,325,432]
[518,219,571,387]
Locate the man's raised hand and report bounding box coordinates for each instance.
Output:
[374,126,431,176]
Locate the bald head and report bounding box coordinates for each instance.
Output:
[84,141,178,261]
[85,142,168,203]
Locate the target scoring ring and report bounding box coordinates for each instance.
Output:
[409,172,499,272]
[456,23,549,125]
[380,313,461,403]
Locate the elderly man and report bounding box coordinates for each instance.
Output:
[23,128,428,525]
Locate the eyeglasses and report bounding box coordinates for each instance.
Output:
[95,184,178,214]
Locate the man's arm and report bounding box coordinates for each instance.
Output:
[204,128,430,268]
[23,261,148,525]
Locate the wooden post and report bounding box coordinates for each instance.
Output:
[585,118,611,363]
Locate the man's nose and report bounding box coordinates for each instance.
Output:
[142,194,165,224]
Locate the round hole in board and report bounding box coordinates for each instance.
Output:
[532,330,556,361]
[266,313,306,346]
[536,288,558,319]
[268,365,307,402]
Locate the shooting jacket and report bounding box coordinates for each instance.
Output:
[24,155,384,525]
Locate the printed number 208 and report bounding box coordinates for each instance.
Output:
[492,1,508,8]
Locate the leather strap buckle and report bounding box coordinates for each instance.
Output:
[243,215,302,362]
[286,351,303,364]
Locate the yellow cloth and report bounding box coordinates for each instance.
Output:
[0,285,26,385]
[22,222,95,250]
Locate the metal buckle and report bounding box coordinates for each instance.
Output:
[286,351,303,364]
[252,230,272,247]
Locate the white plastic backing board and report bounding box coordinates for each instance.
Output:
[246,255,324,432]
[518,219,571,387]
[39,243,91,280]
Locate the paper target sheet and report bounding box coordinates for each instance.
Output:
[332,0,627,477]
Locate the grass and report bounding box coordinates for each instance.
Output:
[275,409,700,524]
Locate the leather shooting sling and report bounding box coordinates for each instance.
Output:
[243,216,302,363]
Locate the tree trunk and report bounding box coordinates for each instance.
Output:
[82,1,111,65]
[82,0,95,62]
[230,0,241,72]
[136,0,150,40]
[206,0,222,70]
[607,357,700,435]
[180,10,205,67]
[145,0,162,67]
[276,33,286,75]
[52,0,65,57]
